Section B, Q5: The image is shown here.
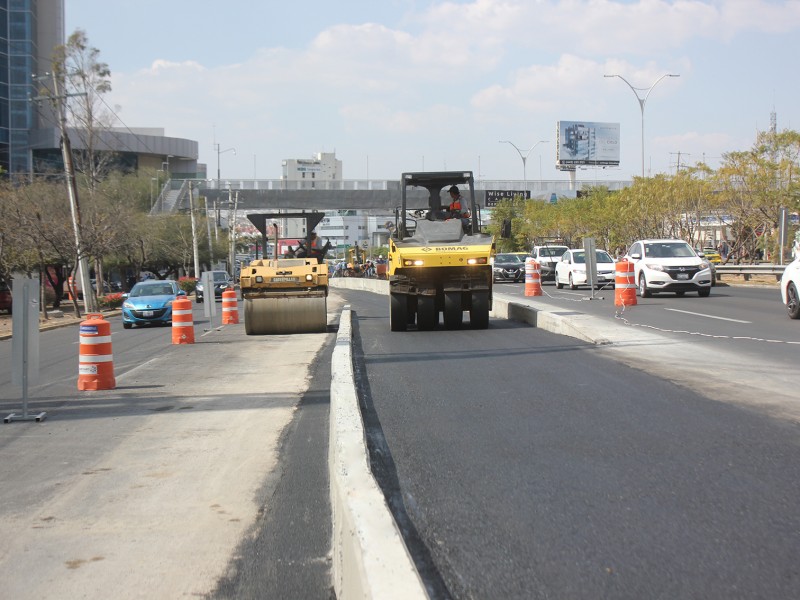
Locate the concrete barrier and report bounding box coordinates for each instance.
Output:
[330,306,428,600]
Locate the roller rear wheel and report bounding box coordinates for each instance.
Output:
[470,291,489,329]
[417,296,437,330]
[390,292,408,331]
[443,291,462,329]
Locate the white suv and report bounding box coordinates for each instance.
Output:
[530,245,569,280]
[625,239,712,297]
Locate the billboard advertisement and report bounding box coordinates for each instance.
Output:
[556,121,620,169]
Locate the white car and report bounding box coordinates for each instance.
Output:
[555,249,617,289]
[780,257,800,319]
[625,239,712,297]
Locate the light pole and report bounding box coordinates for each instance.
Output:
[215,143,236,188]
[499,140,548,194]
[150,177,157,210]
[604,73,680,178]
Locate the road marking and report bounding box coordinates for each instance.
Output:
[664,308,751,323]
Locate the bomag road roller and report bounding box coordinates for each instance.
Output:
[388,171,496,331]
[240,212,331,335]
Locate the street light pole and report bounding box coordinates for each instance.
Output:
[214,143,236,188]
[604,73,680,178]
[499,140,548,194]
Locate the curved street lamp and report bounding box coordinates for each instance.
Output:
[604,73,680,178]
[499,139,549,193]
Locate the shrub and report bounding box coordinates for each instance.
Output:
[179,276,198,294]
[98,292,125,309]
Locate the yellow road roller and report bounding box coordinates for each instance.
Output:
[388,171,498,331]
[240,212,331,335]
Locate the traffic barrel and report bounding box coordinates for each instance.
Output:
[221,287,239,324]
[171,296,195,344]
[614,259,637,307]
[78,313,116,390]
[66,276,75,301]
[524,258,543,297]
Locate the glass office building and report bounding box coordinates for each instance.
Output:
[0,0,63,176]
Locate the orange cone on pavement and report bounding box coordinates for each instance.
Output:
[171,296,195,344]
[614,259,637,307]
[524,258,543,297]
[78,313,116,390]
[221,287,239,324]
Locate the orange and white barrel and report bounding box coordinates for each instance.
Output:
[221,287,239,324]
[171,296,195,344]
[78,313,116,390]
[524,258,543,297]
[614,259,637,307]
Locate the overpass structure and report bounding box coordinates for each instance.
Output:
[152,177,633,215]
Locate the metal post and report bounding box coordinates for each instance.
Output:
[499,140,548,194]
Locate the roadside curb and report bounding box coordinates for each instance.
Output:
[329,306,428,600]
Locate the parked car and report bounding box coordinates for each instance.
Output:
[121,280,185,329]
[555,249,616,289]
[625,239,713,297]
[196,270,233,303]
[492,252,527,283]
[780,256,800,319]
[530,245,569,280]
[0,279,11,314]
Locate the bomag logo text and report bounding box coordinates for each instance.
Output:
[432,246,470,252]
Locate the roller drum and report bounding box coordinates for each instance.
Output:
[244,295,327,335]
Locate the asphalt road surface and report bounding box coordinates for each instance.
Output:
[339,287,800,600]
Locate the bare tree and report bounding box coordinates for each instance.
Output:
[52,29,116,196]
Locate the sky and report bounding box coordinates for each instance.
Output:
[64,0,800,184]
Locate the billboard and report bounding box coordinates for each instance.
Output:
[484,190,530,207]
[556,121,620,169]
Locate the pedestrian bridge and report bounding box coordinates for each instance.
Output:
[152,177,633,215]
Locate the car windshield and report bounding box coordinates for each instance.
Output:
[212,272,229,282]
[597,251,613,263]
[540,247,567,257]
[644,242,695,258]
[496,254,524,263]
[131,284,174,297]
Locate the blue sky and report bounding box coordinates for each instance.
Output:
[65,0,800,183]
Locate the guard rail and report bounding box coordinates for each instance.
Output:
[713,263,786,282]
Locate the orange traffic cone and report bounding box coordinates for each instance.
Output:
[78,313,116,390]
[171,296,195,344]
[221,287,239,324]
[614,259,637,307]
[524,258,543,297]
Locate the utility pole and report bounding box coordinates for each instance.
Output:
[189,181,200,279]
[36,71,96,314]
[228,191,239,275]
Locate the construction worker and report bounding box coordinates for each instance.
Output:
[447,185,471,230]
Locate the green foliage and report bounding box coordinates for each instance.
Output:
[178,276,197,294]
[97,292,124,309]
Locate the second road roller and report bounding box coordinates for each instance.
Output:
[239,212,331,335]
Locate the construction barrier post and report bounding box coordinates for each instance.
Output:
[221,287,239,324]
[172,296,195,344]
[524,258,543,297]
[614,259,637,307]
[66,276,74,301]
[78,313,116,390]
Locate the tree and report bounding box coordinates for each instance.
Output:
[52,29,116,195]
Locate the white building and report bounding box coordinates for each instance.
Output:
[281,152,342,184]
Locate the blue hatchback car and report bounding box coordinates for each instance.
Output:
[122,280,186,329]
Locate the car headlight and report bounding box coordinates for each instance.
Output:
[644,263,665,271]
[700,260,711,270]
